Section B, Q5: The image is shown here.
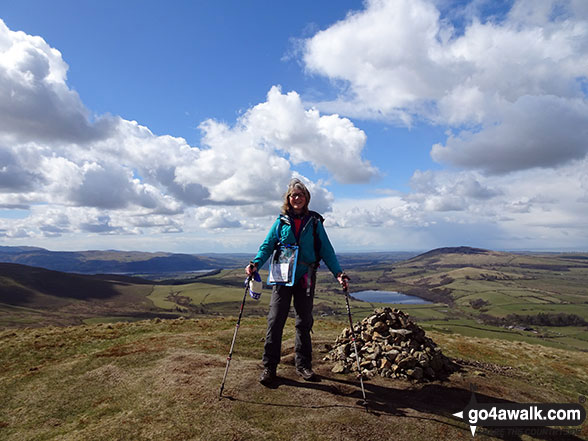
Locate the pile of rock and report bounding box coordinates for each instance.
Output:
[324,307,454,382]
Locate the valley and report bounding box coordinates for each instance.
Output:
[1,246,587,352]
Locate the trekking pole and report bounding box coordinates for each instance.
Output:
[343,286,368,407]
[219,275,251,398]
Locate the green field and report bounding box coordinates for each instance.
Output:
[2,248,588,353]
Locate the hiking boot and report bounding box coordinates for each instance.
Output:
[259,367,276,385]
[296,367,316,381]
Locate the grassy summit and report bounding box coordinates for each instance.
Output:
[1,317,586,440]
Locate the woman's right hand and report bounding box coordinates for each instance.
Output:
[245,262,257,276]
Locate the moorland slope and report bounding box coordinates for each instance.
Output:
[1,317,586,440]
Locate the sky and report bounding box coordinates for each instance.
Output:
[0,0,587,254]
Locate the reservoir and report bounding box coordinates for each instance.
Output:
[351,290,431,304]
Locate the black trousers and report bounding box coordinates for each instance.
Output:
[262,280,314,370]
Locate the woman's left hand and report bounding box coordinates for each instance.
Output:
[337,272,350,290]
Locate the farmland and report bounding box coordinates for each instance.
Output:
[1,247,587,352]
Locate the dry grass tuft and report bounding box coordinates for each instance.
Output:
[1,317,587,440]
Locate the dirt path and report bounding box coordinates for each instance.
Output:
[184,343,586,440]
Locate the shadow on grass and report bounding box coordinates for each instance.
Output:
[222,374,585,441]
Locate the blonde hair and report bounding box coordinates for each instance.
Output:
[281,178,311,215]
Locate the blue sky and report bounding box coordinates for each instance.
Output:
[0,0,587,253]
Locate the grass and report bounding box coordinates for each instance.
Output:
[486,303,588,319]
[430,330,588,399]
[1,317,587,440]
[422,319,588,352]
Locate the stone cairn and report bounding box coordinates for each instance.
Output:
[324,307,454,382]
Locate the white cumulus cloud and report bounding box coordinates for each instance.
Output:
[325,159,588,251]
[303,0,588,174]
[242,86,377,183]
[0,19,375,244]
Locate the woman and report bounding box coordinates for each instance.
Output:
[246,178,349,385]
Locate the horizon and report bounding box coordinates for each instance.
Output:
[2,244,587,256]
[1,1,587,254]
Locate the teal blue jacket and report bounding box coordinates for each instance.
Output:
[253,212,343,284]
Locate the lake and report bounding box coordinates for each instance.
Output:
[350,290,431,304]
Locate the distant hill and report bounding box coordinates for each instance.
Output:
[403,246,586,272]
[0,246,45,254]
[335,251,419,268]
[413,246,491,258]
[405,246,514,268]
[0,247,249,275]
[0,263,126,307]
[0,262,179,327]
[0,246,420,276]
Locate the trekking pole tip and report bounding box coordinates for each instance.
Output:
[355,398,369,407]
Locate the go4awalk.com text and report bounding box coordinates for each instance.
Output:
[453,391,586,437]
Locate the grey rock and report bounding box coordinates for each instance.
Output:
[332,361,346,373]
[326,307,454,383]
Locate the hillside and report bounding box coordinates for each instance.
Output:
[0,263,178,328]
[0,247,418,277]
[327,246,588,352]
[0,246,248,275]
[0,263,373,329]
[1,317,586,440]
